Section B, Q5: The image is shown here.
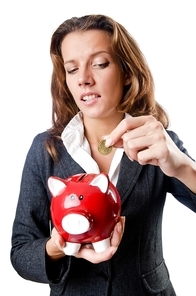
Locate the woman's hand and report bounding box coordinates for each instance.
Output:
[46,227,66,260]
[104,116,185,175]
[46,216,125,263]
[74,216,125,263]
[104,115,196,192]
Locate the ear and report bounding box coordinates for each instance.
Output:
[124,73,132,85]
[48,177,66,197]
[89,173,109,193]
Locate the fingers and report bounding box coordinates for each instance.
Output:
[110,216,125,247]
[122,125,166,163]
[50,228,66,251]
[49,218,125,263]
[75,244,116,264]
[104,115,168,164]
[46,228,66,259]
[74,216,126,264]
[104,115,157,148]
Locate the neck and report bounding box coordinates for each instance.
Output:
[83,113,125,145]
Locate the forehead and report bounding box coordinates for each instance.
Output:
[61,30,113,60]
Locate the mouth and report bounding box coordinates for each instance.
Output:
[82,94,100,102]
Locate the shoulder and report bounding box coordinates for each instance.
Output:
[166,129,179,140]
[166,129,194,160]
[27,131,64,162]
[32,131,52,143]
[28,131,51,154]
[31,131,62,149]
[166,130,183,147]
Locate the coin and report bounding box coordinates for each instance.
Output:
[98,139,113,155]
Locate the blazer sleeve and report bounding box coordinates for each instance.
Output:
[10,132,71,285]
[167,130,196,212]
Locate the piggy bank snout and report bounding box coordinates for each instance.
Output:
[62,213,91,235]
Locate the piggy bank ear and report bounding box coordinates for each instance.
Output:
[48,177,66,197]
[89,173,108,193]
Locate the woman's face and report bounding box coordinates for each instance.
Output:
[61,29,130,120]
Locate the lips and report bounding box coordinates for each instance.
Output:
[82,94,100,102]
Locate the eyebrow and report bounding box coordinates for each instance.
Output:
[63,50,111,66]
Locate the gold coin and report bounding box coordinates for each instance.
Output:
[98,139,112,155]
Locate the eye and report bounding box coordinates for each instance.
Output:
[66,67,78,74]
[92,62,110,69]
[79,195,83,200]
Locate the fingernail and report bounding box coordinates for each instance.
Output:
[128,156,134,161]
[105,138,113,147]
[117,222,122,233]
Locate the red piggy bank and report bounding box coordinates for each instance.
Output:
[48,173,121,255]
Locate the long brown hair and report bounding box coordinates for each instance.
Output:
[46,14,169,161]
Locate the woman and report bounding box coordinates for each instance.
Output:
[10,14,196,295]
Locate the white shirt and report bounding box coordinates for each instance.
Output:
[61,112,129,186]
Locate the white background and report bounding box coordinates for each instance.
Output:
[1,1,196,295]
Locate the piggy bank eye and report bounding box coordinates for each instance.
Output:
[79,195,83,200]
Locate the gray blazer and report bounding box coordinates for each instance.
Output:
[10,130,196,296]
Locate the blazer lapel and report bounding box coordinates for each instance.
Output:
[116,153,143,204]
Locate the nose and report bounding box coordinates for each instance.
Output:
[78,67,94,86]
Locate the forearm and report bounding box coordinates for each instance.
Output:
[11,238,50,283]
[45,239,70,284]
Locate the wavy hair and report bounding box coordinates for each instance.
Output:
[46,14,169,161]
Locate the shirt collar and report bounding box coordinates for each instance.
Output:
[61,112,130,185]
